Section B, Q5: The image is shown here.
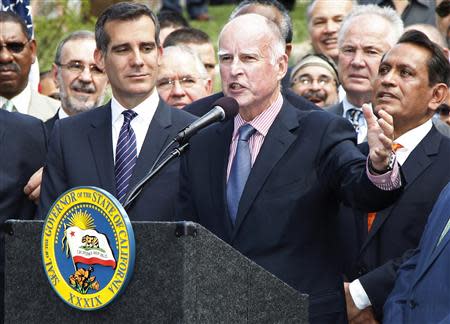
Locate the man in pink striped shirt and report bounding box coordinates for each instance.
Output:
[177,13,403,324]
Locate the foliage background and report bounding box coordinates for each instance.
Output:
[34,1,310,73]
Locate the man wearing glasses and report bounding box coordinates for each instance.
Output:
[157,45,212,109]
[0,11,58,121]
[436,0,450,48]
[45,30,109,133]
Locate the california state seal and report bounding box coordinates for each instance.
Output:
[41,186,135,310]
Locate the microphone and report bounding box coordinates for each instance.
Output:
[175,97,239,143]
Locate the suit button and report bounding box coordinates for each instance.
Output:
[408,300,417,309]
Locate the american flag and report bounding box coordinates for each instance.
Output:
[1,0,33,37]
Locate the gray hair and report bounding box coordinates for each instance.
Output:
[219,14,285,66]
[163,45,209,80]
[338,4,404,47]
[306,0,357,23]
[229,0,293,44]
[54,30,95,64]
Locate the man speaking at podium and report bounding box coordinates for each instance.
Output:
[177,14,403,324]
[39,3,195,220]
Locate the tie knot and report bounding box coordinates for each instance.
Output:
[238,124,256,142]
[392,143,403,152]
[347,108,362,120]
[2,100,14,111]
[122,110,138,124]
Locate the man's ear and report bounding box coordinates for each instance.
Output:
[429,83,449,112]
[29,39,37,64]
[277,53,289,82]
[94,48,105,70]
[52,63,60,89]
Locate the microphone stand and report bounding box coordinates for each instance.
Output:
[122,142,190,210]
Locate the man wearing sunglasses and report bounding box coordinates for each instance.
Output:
[0,11,58,121]
[436,0,450,48]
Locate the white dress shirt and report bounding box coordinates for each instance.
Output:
[0,84,31,113]
[111,91,159,162]
[349,119,434,309]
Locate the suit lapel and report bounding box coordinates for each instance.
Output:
[87,103,115,195]
[212,121,234,238]
[360,127,440,253]
[0,111,6,144]
[127,100,172,190]
[231,101,300,239]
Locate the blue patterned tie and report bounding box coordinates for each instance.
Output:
[115,110,138,204]
[227,124,256,224]
[346,108,363,132]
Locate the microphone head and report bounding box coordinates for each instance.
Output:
[211,96,239,120]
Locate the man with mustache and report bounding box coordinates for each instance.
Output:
[328,5,404,144]
[38,3,195,221]
[0,11,58,121]
[44,30,109,133]
[290,53,339,108]
[341,30,450,322]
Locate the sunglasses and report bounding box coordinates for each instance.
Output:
[0,41,30,54]
[436,1,450,18]
[438,104,450,116]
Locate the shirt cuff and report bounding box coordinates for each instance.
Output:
[349,279,372,310]
[366,157,401,191]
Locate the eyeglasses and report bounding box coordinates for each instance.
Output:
[56,61,105,76]
[291,75,333,87]
[157,76,201,90]
[438,104,450,116]
[436,1,450,18]
[0,41,30,54]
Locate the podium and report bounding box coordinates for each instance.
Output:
[4,220,308,323]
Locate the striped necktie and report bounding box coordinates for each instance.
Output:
[227,124,256,224]
[367,143,403,232]
[115,110,138,204]
[346,108,363,132]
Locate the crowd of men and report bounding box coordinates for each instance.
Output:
[1,0,450,322]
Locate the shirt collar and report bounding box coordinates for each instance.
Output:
[232,92,283,139]
[0,84,31,113]
[394,119,433,152]
[342,96,372,115]
[58,107,69,119]
[111,90,160,125]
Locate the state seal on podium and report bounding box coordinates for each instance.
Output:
[41,186,135,310]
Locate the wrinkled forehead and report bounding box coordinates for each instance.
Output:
[61,38,97,63]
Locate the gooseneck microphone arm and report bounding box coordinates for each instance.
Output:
[123,142,190,210]
[122,96,239,210]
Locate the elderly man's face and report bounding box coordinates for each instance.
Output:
[338,15,393,100]
[157,49,211,109]
[291,65,338,107]
[0,21,36,99]
[308,0,353,61]
[55,38,108,115]
[218,15,287,115]
[373,43,447,135]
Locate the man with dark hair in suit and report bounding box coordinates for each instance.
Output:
[39,2,195,220]
[177,14,403,324]
[0,110,47,318]
[342,30,450,323]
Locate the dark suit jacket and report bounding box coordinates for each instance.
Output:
[39,100,196,221]
[327,101,344,116]
[0,110,47,318]
[177,97,402,323]
[183,88,319,117]
[383,182,450,324]
[341,126,450,316]
[44,110,59,135]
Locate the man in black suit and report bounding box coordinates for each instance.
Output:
[39,3,195,221]
[328,5,404,144]
[342,30,450,323]
[177,14,403,324]
[0,110,47,318]
[183,0,319,117]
